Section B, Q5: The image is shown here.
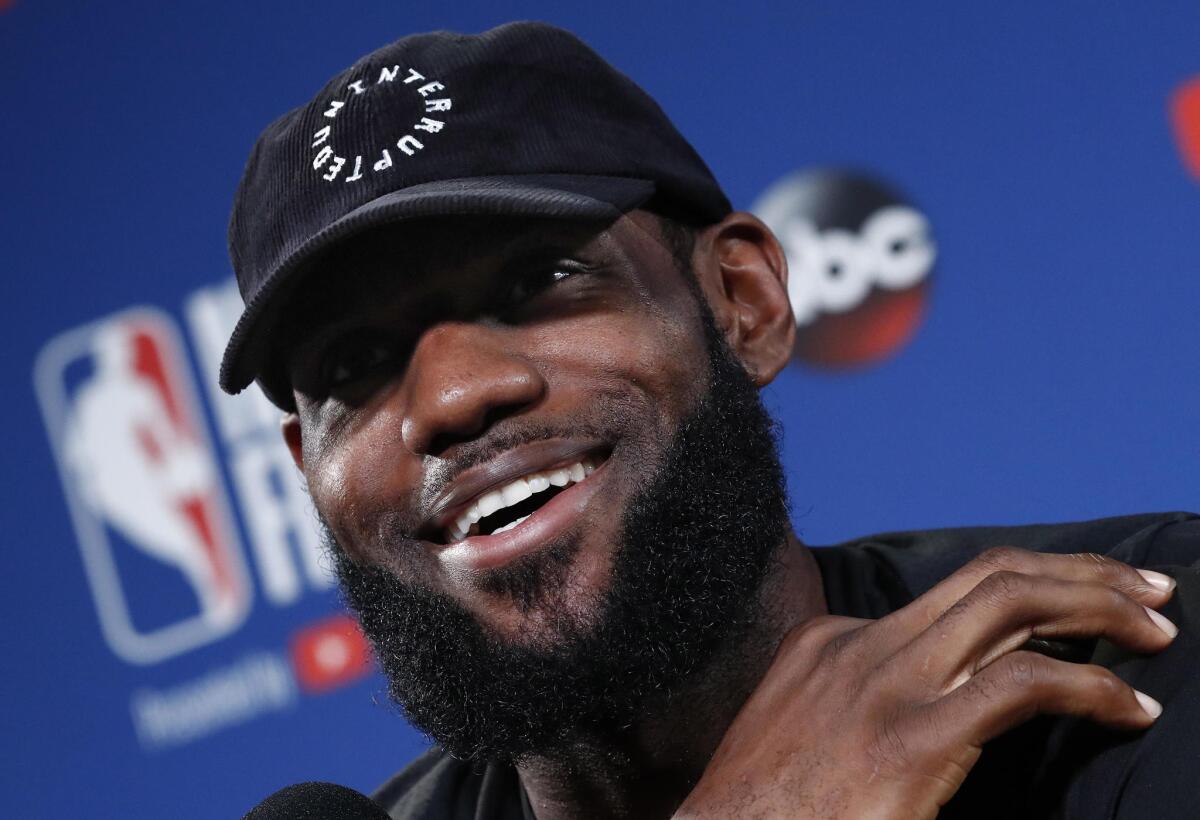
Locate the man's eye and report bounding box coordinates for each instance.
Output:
[504,265,579,305]
[322,338,394,389]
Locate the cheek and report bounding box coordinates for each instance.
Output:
[528,308,702,427]
[304,407,420,560]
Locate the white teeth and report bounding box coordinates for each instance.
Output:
[445,458,600,542]
[501,478,533,506]
[478,491,504,518]
[491,514,531,535]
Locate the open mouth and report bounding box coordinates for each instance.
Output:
[444,455,603,543]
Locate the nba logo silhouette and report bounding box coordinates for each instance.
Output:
[35,307,250,665]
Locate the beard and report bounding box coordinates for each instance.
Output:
[324,306,791,763]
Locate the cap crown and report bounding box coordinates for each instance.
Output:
[229,21,728,303]
[223,21,730,404]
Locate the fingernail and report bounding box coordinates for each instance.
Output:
[1137,569,1176,593]
[1144,606,1179,639]
[1135,689,1163,719]
[945,669,971,694]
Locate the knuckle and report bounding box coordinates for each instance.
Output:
[1070,551,1110,568]
[976,546,1030,573]
[1102,584,1135,613]
[1069,552,1139,586]
[777,624,813,657]
[998,651,1045,691]
[823,625,867,669]
[977,570,1031,605]
[782,615,846,655]
[1086,667,1124,700]
[866,715,913,773]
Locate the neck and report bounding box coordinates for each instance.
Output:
[517,533,826,820]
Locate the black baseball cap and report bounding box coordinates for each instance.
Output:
[220,21,732,409]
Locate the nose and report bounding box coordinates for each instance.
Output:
[400,322,545,456]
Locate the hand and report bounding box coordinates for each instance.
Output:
[674,548,1178,819]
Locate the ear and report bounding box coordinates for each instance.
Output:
[692,211,795,385]
[281,412,305,471]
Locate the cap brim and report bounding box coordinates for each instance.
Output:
[219,174,656,407]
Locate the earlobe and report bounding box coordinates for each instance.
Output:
[281,413,305,471]
[700,212,795,385]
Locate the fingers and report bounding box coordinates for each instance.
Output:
[925,651,1161,751]
[875,547,1175,654]
[895,572,1177,692]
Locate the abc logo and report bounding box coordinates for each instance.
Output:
[753,170,936,368]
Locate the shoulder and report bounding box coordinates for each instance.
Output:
[833,511,1200,599]
[820,513,1200,818]
[838,512,1200,819]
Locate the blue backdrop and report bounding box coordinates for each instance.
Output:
[3,2,1197,817]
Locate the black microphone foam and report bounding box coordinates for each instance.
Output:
[243,781,392,819]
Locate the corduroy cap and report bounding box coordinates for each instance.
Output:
[220,21,731,408]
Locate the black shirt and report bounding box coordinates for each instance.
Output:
[374,511,1200,819]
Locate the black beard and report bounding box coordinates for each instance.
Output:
[325,309,790,763]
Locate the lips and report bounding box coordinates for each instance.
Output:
[434,455,610,573]
[446,457,599,541]
[423,438,609,545]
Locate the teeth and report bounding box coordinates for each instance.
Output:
[491,514,530,535]
[478,491,504,518]
[501,478,532,506]
[445,458,599,542]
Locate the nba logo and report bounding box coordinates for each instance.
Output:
[35,307,250,665]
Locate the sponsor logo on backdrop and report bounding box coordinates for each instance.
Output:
[752,170,936,368]
[131,651,297,750]
[291,614,375,694]
[1170,77,1200,181]
[36,309,250,664]
[35,284,372,749]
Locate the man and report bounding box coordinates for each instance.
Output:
[223,21,1200,819]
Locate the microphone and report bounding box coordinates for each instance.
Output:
[243,781,393,819]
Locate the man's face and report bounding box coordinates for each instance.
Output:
[280,211,790,759]
[285,213,721,637]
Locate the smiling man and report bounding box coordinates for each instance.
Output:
[226,22,1200,820]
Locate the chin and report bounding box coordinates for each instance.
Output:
[429,443,646,643]
[452,513,625,645]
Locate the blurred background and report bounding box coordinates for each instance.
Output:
[2,1,1197,816]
